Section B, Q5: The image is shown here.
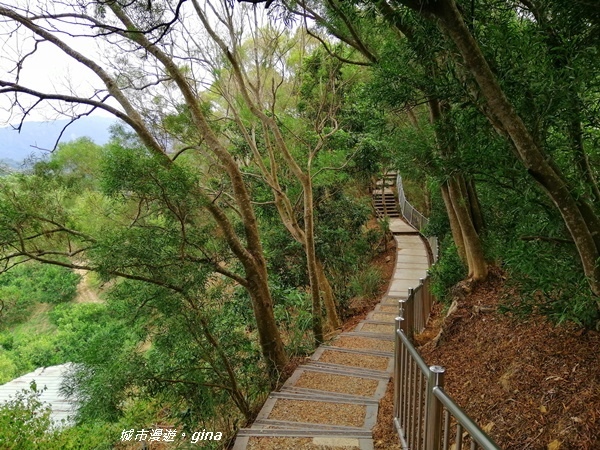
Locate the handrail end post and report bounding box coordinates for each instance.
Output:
[393,315,403,419]
[425,365,446,450]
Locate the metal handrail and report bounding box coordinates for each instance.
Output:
[394,310,501,450]
[394,317,430,450]
[393,173,499,449]
[433,388,501,450]
[396,174,429,232]
[396,174,439,264]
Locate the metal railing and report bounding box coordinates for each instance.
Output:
[396,174,439,264]
[428,236,439,264]
[396,277,434,339]
[394,314,501,450]
[397,174,429,232]
[392,173,499,449]
[393,282,501,450]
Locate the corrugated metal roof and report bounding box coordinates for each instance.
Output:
[0,363,78,427]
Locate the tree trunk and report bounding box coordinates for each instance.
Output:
[423,0,600,298]
[464,177,485,234]
[245,269,289,378]
[441,182,467,264]
[568,99,600,203]
[448,176,488,280]
[316,259,341,331]
[107,4,290,374]
[194,4,341,336]
[274,193,341,334]
[428,97,486,278]
[303,175,324,345]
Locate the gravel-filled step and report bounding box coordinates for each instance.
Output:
[254,394,378,430]
[366,311,397,323]
[332,335,395,353]
[283,366,388,400]
[373,304,398,313]
[243,436,371,450]
[311,347,393,372]
[354,321,396,335]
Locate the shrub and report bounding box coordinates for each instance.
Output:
[0,285,35,327]
[0,383,121,449]
[349,266,383,299]
[13,335,61,370]
[0,352,16,384]
[429,238,466,303]
[0,384,53,449]
[0,263,80,318]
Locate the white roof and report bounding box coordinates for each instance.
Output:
[0,363,78,427]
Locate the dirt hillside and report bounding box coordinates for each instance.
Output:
[415,271,600,449]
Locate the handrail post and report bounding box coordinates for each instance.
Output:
[399,299,408,336]
[405,289,414,340]
[393,315,402,419]
[420,277,428,325]
[425,365,446,450]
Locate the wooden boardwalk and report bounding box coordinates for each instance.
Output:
[233,222,431,449]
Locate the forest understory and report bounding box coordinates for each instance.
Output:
[374,268,600,450]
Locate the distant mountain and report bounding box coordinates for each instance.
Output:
[0,116,120,168]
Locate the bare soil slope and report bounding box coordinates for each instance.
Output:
[413,271,600,449]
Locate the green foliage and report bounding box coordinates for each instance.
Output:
[14,334,62,369]
[46,421,118,450]
[0,384,53,449]
[100,142,198,206]
[51,280,267,429]
[259,180,383,310]
[0,384,158,449]
[429,238,466,304]
[349,266,383,299]
[497,238,600,328]
[33,138,104,190]
[0,321,62,384]
[0,284,34,327]
[1,263,80,305]
[50,303,123,363]
[49,301,140,422]
[272,284,313,356]
[0,352,17,384]
[0,264,80,328]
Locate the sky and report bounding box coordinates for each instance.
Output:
[0,43,111,124]
[0,0,290,128]
[0,1,122,125]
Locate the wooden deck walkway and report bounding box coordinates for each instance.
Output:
[233,220,431,450]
